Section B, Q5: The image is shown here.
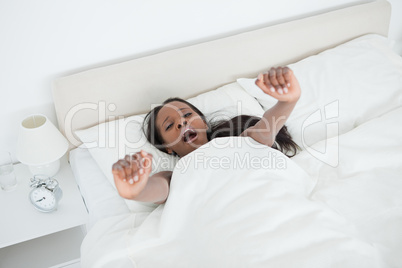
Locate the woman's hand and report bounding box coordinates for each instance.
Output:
[112,150,153,200]
[255,66,301,103]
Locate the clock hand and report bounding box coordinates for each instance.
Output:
[36,197,46,202]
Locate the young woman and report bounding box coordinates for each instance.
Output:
[112,66,301,204]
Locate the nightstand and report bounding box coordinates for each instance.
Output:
[0,156,88,268]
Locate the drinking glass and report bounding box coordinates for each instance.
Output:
[0,151,18,191]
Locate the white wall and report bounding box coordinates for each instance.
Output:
[1,0,401,162]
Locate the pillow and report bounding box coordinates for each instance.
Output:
[75,81,265,211]
[237,34,402,148]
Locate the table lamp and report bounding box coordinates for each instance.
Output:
[16,114,69,177]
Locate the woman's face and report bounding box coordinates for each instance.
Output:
[156,101,209,157]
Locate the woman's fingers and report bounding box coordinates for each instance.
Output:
[256,67,292,95]
[262,73,275,93]
[112,151,152,185]
[276,67,288,94]
[268,68,282,94]
[129,152,142,184]
[111,150,153,200]
[112,162,126,181]
[256,73,273,94]
[140,151,153,176]
[129,150,153,184]
[256,66,300,103]
[256,73,276,95]
[122,155,134,182]
[117,159,132,182]
[282,67,292,88]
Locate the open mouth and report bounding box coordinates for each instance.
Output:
[182,127,198,143]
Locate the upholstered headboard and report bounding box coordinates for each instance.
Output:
[52,0,391,148]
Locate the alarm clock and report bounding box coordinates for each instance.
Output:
[29,175,63,213]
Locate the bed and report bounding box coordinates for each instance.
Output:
[52,1,402,267]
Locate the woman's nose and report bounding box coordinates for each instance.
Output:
[177,120,187,129]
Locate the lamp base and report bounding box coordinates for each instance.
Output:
[28,159,61,177]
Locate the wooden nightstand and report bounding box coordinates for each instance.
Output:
[0,156,88,268]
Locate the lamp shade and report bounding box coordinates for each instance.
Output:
[16,114,68,167]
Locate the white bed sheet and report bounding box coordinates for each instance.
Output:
[79,106,402,267]
[69,147,130,230]
[82,107,402,268]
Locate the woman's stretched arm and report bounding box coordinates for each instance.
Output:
[112,150,172,204]
[241,67,301,147]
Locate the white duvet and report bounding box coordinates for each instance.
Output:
[81,107,402,268]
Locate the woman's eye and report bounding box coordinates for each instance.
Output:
[166,123,173,131]
[165,113,191,131]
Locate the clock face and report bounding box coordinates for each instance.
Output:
[30,188,57,212]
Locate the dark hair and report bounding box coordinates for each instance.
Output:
[143,97,300,157]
